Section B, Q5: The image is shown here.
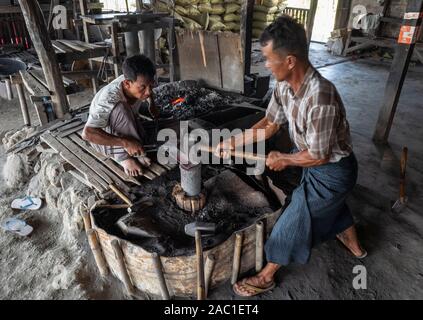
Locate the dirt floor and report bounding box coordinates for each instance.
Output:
[1,43,423,300]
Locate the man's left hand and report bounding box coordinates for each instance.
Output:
[148,97,160,120]
[266,151,288,172]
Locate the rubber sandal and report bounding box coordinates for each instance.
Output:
[11,196,42,211]
[336,237,368,260]
[1,218,33,236]
[233,280,276,297]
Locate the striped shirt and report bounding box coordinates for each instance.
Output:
[266,67,353,163]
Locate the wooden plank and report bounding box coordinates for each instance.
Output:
[58,123,86,138]
[57,136,130,193]
[33,101,49,126]
[57,39,92,52]
[217,33,244,93]
[18,0,69,118]
[176,30,222,90]
[373,0,423,143]
[19,70,50,97]
[52,40,73,53]
[40,133,107,192]
[69,133,141,186]
[52,121,84,135]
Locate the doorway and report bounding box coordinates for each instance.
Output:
[286,0,339,43]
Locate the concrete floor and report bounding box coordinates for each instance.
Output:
[1,44,422,299]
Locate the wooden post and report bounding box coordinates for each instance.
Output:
[373,1,423,143]
[194,230,206,300]
[5,78,13,100]
[167,18,176,82]
[151,252,170,300]
[18,0,69,119]
[110,21,121,78]
[231,232,243,285]
[87,229,109,277]
[15,82,31,126]
[79,0,98,92]
[255,221,264,273]
[111,239,135,296]
[204,254,215,298]
[140,23,156,64]
[333,0,352,29]
[240,0,254,76]
[306,0,318,45]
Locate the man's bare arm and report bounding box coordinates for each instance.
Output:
[82,126,144,156]
[266,150,330,171]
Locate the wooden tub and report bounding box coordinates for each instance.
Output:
[90,202,282,298]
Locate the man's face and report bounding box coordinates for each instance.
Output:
[123,75,155,101]
[262,41,295,82]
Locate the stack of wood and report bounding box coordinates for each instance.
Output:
[28,117,176,206]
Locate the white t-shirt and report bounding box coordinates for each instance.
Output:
[86,75,143,128]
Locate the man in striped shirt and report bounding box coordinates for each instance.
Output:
[216,15,366,297]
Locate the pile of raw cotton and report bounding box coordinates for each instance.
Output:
[252,0,287,38]
[155,0,243,32]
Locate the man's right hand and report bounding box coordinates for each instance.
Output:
[214,139,235,159]
[122,138,145,157]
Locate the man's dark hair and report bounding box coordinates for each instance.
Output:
[260,15,309,61]
[122,54,156,81]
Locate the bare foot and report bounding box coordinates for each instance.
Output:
[233,274,275,297]
[337,227,367,258]
[121,158,143,177]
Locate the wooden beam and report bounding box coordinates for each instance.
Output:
[306,0,318,44]
[240,0,254,76]
[18,0,69,119]
[373,1,423,143]
[19,70,50,97]
[79,0,98,93]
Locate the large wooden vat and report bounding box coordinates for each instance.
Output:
[90,203,282,298]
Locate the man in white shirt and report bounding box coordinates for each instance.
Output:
[82,54,159,177]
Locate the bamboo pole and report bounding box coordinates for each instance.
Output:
[87,229,109,277]
[204,254,216,298]
[255,221,264,273]
[111,239,135,296]
[81,209,92,233]
[231,232,243,285]
[195,230,206,300]
[151,252,170,300]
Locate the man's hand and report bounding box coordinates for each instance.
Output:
[215,139,235,159]
[148,97,160,120]
[122,138,145,157]
[266,151,288,172]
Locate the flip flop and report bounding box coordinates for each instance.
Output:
[233,279,276,297]
[336,237,368,259]
[1,218,33,236]
[11,196,42,211]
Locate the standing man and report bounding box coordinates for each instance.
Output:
[216,16,367,297]
[82,54,159,177]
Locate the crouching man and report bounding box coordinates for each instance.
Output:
[82,54,159,177]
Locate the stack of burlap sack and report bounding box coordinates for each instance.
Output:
[252,0,287,38]
[154,0,286,36]
[156,0,243,32]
